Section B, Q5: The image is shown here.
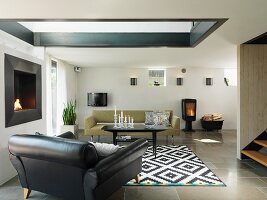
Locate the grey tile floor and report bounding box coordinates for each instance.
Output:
[1,130,267,200]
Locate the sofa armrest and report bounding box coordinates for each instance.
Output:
[57,131,76,139]
[85,116,97,129]
[87,138,148,184]
[171,115,180,129]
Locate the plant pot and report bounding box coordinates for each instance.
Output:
[61,124,79,139]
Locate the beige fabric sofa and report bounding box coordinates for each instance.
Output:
[84,110,180,139]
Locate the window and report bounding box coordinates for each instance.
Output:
[148,69,166,87]
[51,60,57,134]
[224,69,237,86]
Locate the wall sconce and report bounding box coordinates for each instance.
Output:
[206,78,213,86]
[176,77,183,85]
[130,78,137,86]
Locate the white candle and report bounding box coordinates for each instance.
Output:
[114,106,117,115]
[118,114,121,123]
[124,117,127,123]
[121,111,123,118]
[128,115,130,123]
[131,117,133,124]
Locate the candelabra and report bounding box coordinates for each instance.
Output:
[114,114,134,129]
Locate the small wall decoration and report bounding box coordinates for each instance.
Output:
[176,78,183,86]
[130,78,137,86]
[148,69,166,87]
[206,78,213,86]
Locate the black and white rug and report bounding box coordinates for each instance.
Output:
[126,145,225,186]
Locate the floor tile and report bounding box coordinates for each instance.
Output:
[176,186,267,200]
[125,187,179,200]
[257,187,267,197]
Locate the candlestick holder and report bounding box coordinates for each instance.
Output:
[120,116,124,128]
[113,114,118,128]
[128,117,134,128]
[124,118,128,128]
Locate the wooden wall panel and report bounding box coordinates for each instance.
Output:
[239,44,267,152]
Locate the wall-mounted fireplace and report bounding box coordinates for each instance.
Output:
[5,54,42,127]
[182,99,197,132]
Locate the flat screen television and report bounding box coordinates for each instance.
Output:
[88,93,107,107]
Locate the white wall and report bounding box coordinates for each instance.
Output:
[0,31,46,185]
[46,56,77,135]
[76,67,237,130]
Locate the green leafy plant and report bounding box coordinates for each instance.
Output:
[62,100,77,125]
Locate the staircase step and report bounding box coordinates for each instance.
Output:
[241,150,267,167]
[254,140,267,147]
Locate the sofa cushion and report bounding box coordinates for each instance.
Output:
[89,142,120,157]
[145,112,154,124]
[145,111,170,126]
[154,111,170,126]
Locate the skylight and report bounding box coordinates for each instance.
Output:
[19,22,193,33]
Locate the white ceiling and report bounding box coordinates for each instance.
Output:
[1,0,267,68]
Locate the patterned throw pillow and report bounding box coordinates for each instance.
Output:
[145,111,170,126]
[154,111,170,126]
[145,112,155,125]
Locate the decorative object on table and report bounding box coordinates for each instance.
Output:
[126,145,225,186]
[114,108,134,129]
[201,113,224,131]
[61,100,78,138]
[206,77,213,86]
[176,77,183,85]
[181,99,197,132]
[116,135,132,141]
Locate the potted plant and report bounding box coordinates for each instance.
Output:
[61,100,79,138]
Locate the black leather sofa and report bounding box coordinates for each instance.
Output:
[8,132,148,200]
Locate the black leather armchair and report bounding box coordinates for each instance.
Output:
[8,132,148,200]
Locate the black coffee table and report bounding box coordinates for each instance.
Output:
[102,124,168,157]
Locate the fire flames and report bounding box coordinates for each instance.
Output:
[186,103,195,116]
[14,99,22,111]
[188,109,195,116]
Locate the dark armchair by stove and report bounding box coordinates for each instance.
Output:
[8,133,148,200]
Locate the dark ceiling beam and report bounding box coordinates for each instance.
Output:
[190,19,227,47]
[0,19,228,47]
[244,32,267,44]
[34,32,190,47]
[0,22,33,45]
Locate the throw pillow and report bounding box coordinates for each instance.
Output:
[89,142,120,157]
[145,111,170,126]
[145,112,155,125]
[154,111,170,126]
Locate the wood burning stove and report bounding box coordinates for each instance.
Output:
[5,54,42,127]
[182,99,197,132]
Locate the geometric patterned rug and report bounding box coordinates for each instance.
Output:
[126,145,225,186]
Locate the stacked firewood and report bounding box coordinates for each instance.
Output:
[202,113,223,121]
